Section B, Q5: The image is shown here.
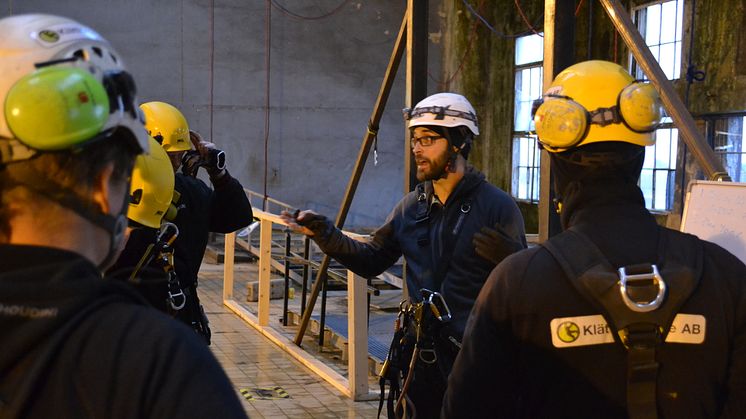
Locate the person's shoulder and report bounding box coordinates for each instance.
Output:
[82,302,210,355]
[175,173,210,191]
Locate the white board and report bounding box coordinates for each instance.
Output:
[680,180,746,264]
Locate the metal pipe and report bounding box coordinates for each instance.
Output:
[319,273,328,347]
[293,11,409,346]
[283,229,290,326]
[598,0,731,181]
[301,236,310,316]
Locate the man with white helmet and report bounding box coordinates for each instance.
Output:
[0,14,247,418]
[443,60,746,418]
[282,92,526,418]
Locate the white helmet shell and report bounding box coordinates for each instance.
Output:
[0,14,148,154]
[404,92,479,136]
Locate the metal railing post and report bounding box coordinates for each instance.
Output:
[283,229,291,326]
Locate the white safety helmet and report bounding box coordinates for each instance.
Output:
[0,14,149,163]
[404,92,479,136]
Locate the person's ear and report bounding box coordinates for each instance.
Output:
[91,163,116,214]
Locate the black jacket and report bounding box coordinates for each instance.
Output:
[443,183,746,418]
[171,171,253,287]
[0,245,247,418]
[310,166,526,338]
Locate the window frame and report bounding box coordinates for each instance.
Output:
[511,34,544,203]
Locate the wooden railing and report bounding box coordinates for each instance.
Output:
[222,200,377,400]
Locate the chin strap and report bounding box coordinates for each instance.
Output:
[6,176,129,272]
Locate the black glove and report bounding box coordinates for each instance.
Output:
[180,148,226,178]
[295,211,331,236]
[181,151,202,177]
[472,223,524,265]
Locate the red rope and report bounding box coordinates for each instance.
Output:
[575,0,586,17]
[514,0,543,37]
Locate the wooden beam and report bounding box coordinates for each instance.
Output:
[347,271,369,399]
[223,231,236,301]
[538,0,575,242]
[404,0,428,194]
[257,218,273,326]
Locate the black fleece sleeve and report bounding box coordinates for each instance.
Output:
[307,210,403,279]
[208,170,253,233]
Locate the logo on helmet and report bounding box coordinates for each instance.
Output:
[38,30,60,43]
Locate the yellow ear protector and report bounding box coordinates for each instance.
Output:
[533,81,663,152]
[3,61,141,159]
[4,65,110,151]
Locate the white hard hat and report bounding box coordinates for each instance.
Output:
[404,92,479,136]
[0,14,148,161]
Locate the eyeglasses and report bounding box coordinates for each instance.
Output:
[410,135,444,149]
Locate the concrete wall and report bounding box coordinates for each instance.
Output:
[2,0,444,228]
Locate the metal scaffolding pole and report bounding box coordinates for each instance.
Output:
[293,11,409,346]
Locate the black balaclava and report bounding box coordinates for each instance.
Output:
[550,141,646,229]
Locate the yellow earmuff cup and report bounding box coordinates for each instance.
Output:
[534,98,589,151]
[618,82,663,133]
[4,66,110,150]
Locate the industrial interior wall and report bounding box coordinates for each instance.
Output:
[2,1,443,228]
[441,0,746,232]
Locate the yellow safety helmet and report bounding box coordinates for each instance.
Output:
[533,60,664,153]
[139,101,191,152]
[128,136,175,228]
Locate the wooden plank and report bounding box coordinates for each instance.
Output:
[258,218,273,326]
[347,271,369,399]
[223,231,236,301]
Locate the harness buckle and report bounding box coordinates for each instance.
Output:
[419,348,437,364]
[167,288,187,311]
[618,264,666,313]
[420,288,452,322]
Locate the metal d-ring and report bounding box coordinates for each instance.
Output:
[618,264,666,313]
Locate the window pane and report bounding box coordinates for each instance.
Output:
[649,45,661,65]
[659,43,676,80]
[660,1,678,43]
[514,101,531,131]
[643,144,655,168]
[656,129,672,168]
[530,66,543,97]
[645,4,661,45]
[632,0,683,81]
[515,34,544,65]
[654,170,669,209]
[669,129,679,165]
[518,167,529,199]
[673,40,682,79]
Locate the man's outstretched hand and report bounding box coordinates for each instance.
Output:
[279,209,327,237]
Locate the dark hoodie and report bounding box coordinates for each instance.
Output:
[443,176,746,418]
[308,165,526,339]
[0,245,247,419]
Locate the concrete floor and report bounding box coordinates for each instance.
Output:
[198,262,387,418]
